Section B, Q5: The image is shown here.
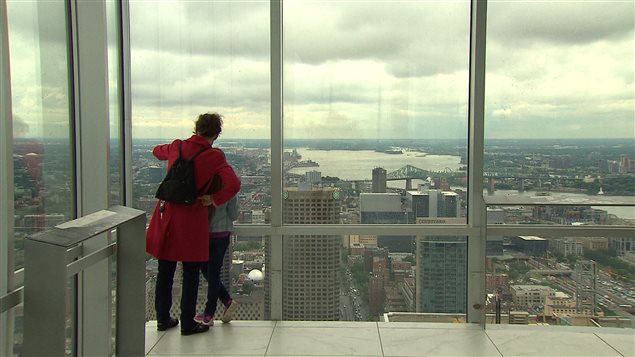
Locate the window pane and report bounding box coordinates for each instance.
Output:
[281,1,470,321]
[8,1,73,271]
[485,236,635,327]
[130,1,270,323]
[129,0,270,218]
[282,1,470,225]
[484,0,635,195]
[349,234,466,321]
[106,0,122,207]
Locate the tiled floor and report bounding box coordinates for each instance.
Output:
[145,320,634,356]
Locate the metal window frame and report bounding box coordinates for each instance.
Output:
[269,0,284,320]
[1,0,15,354]
[113,0,634,328]
[69,0,113,354]
[466,0,488,325]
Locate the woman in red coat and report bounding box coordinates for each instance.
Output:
[146,113,240,335]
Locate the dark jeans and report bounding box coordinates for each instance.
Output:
[201,233,231,315]
[155,259,200,330]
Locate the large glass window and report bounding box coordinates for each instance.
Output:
[107,0,123,207]
[484,0,635,199]
[484,0,635,327]
[485,234,635,327]
[279,0,470,321]
[282,1,470,226]
[7,1,74,271]
[129,0,270,322]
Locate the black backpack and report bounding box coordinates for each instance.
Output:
[155,141,209,205]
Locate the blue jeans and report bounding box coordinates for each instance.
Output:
[201,233,231,315]
[155,260,200,329]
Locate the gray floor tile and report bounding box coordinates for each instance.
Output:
[266,326,382,356]
[379,327,501,357]
[486,328,622,356]
[145,321,166,355]
[377,321,483,330]
[147,324,274,356]
[275,321,377,328]
[595,330,635,357]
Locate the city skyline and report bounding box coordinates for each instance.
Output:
[6,1,634,140]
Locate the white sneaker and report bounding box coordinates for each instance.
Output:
[221,300,238,323]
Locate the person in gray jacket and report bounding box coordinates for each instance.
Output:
[195,175,239,326]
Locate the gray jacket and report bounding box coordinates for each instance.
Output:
[208,195,239,233]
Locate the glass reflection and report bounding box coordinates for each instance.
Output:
[485,235,635,327]
[283,1,470,225]
[8,0,74,271]
[107,0,122,207]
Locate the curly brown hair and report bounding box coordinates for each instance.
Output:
[194,112,223,139]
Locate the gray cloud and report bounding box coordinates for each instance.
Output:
[488,1,634,45]
[13,114,29,138]
[5,0,633,140]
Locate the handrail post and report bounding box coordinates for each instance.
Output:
[23,241,71,356]
[22,206,146,357]
[115,209,146,356]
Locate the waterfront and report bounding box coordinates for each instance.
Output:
[286,148,463,180]
[285,148,634,220]
[491,190,635,220]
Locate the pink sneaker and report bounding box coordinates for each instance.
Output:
[193,313,214,326]
[221,300,238,323]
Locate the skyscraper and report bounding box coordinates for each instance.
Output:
[412,189,467,313]
[372,167,387,193]
[415,234,467,313]
[305,170,322,184]
[266,186,341,320]
[360,193,412,252]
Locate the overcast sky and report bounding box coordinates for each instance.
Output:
[7,0,634,141]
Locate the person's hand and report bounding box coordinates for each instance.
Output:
[199,195,213,206]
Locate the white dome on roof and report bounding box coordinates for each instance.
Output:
[247,269,264,282]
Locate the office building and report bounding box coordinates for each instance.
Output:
[372,167,387,193]
[487,208,504,256]
[266,187,341,320]
[555,239,584,257]
[510,285,553,308]
[413,189,467,314]
[305,170,322,184]
[511,236,548,256]
[360,193,412,252]
[416,235,467,313]
[406,189,461,221]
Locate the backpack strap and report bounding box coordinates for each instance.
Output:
[190,146,210,160]
[183,140,213,194]
[183,139,210,160]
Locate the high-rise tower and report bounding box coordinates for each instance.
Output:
[265,187,341,320]
[412,189,467,313]
[360,193,412,252]
[371,167,387,193]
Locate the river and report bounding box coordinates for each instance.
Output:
[287,148,462,180]
[286,148,635,220]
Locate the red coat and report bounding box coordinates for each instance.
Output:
[146,135,240,262]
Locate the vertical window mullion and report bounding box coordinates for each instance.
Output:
[269,0,284,320]
[467,0,488,326]
[1,0,16,354]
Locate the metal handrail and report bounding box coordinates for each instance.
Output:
[0,287,23,313]
[22,205,146,357]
